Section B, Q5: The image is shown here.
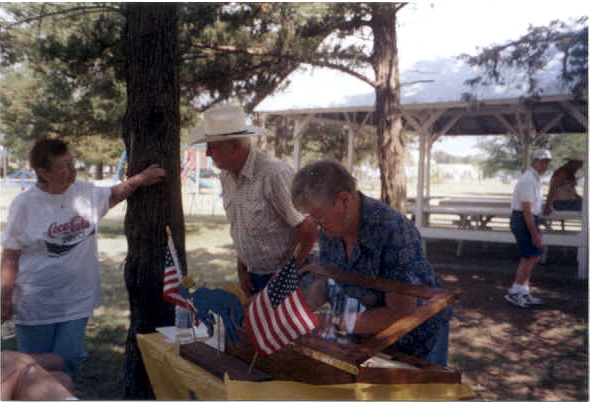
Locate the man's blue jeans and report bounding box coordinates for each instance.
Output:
[16,317,89,380]
[424,319,450,367]
[249,272,273,294]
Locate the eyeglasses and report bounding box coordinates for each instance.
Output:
[306,213,324,224]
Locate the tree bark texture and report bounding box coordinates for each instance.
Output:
[371,4,407,213]
[95,160,104,180]
[122,4,183,399]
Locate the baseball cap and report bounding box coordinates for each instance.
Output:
[532,149,552,160]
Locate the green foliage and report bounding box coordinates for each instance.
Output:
[478,137,528,177]
[0,3,341,155]
[476,134,584,177]
[1,3,408,205]
[460,17,588,97]
[1,3,127,166]
[545,133,587,171]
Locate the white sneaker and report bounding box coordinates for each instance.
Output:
[505,292,530,308]
[522,293,545,305]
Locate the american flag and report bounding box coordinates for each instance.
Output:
[163,231,195,313]
[244,256,319,356]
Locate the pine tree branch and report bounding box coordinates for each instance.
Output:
[188,42,376,88]
[5,5,123,29]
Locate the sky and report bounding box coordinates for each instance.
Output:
[258,0,588,156]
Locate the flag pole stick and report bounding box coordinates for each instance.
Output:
[216,317,221,357]
[191,317,198,344]
[247,352,259,376]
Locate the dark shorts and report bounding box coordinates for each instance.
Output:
[248,272,272,294]
[510,211,543,258]
[553,199,582,211]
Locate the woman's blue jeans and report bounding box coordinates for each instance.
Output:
[16,317,89,380]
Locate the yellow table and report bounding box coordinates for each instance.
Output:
[137,332,476,400]
[137,333,227,400]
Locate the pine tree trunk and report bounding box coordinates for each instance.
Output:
[371,4,406,213]
[122,4,184,399]
[95,161,104,180]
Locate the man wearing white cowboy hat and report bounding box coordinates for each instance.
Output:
[189,104,318,297]
[543,150,585,215]
[505,149,552,308]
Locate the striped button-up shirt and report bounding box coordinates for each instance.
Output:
[221,148,304,274]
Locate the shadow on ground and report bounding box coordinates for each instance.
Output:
[428,239,587,401]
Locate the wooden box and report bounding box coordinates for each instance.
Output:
[181,264,460,385]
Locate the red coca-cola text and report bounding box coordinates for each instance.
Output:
[47,216,91,239]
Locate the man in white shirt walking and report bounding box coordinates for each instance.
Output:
[505,149,552,308]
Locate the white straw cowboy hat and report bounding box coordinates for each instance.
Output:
[566,151,585,162]
[189,104,267,144]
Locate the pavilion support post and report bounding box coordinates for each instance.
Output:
[292,115,313,171]
[518,127,532,172]
[346,126,355,174]
[424,133,436,200]
[293,119,302,171]
[255,113,268,152]
[343,113,356,175]
[416,128,427,229]
[579,159,588,280]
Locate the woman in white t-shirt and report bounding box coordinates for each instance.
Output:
[1,138,165,380]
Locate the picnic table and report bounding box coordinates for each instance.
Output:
[409,197,582,231]
[407,197,586,279]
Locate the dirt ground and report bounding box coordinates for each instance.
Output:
[428,239,587,401]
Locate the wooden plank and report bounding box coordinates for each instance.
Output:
[225,329,462,385]
[357,351,461,384]
[299,264,452,299]
[362,292,455,359]
[294,266,458,367]
[226,330,357,384]
[291,341,361,375]
[180,342,272,382]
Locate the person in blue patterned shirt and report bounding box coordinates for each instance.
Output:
[291,160,452,367]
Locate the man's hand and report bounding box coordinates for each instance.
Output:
[237,268,254,298]
[542,204,553,216]
[532,232,543,250]
[236,259,253,298]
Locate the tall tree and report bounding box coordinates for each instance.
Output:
[121,4,181,398]
[461,17,588,173]
[254,3,409,210]
[460,17,587,97]
[371,4,406,210]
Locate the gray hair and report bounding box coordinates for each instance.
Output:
[292,160,357,210]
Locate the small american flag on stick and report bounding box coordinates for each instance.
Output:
[163,226,196,313]
[244,254,319,356]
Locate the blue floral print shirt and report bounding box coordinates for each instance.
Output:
[319,192,451,359]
